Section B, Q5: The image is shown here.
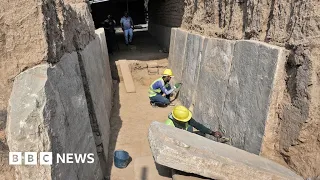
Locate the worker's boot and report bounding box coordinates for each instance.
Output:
[150,101,157,108]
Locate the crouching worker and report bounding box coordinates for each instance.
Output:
[148,69,181,107]
[165,105,222,138]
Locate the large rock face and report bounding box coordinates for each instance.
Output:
[0,1,96,178]
[149,0,320,177]
[1,0,114,179]
[148,121,303,180]
[80,30,113,163]
[0,0,95,124]
[169,28,188,81]
[6,53,103,180]
[192,37,234,145]
[179,33,205,108]
[220,40,280,154]
[170,28,287,155]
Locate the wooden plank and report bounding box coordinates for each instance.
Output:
[119,60,136,93]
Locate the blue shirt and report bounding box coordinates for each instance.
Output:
[120,16,133,30]
[151,79,174,95]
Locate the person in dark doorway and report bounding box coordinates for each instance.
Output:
[148,69,181,107]
[165,105,223,138]
[102,15,116,55]
[120,11,134,45]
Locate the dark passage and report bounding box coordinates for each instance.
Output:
[90,0,147,29]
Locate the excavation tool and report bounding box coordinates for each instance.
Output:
[170,82,183,102]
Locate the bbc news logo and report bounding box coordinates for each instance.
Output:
[9,152,95,165]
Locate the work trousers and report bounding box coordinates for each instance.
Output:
[124,28,133,44]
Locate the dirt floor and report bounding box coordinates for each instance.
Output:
[106,29,178,180]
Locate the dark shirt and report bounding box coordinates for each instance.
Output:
[169,113,212,134]
[103,19,116,33]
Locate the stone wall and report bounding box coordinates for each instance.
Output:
[148,23,172,51]
[7,54,103,180]
[147,0,184,50]
[153,0,320,177]
[5,29,113,180]
[170,28,287,154]
[0,1,95,172]
[148,0,184,27]
[1,0,113,179]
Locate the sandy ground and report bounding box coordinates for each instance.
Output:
[107,30,176,180]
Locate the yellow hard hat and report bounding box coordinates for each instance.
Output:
[172,105,192,122]
[162,69,174,77]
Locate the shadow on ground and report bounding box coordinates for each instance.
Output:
[106,81,122,179]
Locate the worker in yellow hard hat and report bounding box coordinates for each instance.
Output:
[165,105,223,138]
[148,69,182,107]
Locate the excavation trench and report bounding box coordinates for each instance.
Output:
[106,30,176,180]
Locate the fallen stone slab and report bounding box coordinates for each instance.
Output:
[148,121,303,180]
[119,60,136,93]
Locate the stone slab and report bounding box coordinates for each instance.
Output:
[134,156,171,180]
[95,28,113,121]
[119,60,136,93]
[168,28,177,72]
[6,53,103,180]
[193,38,235,132]
[148,121,303,180]
[221,40,280,154]
[172,170,211,180]
[179,33,205,108]
[80,35,112,164]
[170,28,188,82]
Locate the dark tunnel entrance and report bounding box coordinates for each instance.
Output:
[90,0,147,28]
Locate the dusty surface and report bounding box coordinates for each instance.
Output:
[107,30,176,180]
[149,0,320,177]
[108,82,173,180]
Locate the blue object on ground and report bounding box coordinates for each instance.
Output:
[114,150,130,168]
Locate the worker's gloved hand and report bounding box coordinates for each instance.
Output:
[211,131,222,138]
[174,83,182,89]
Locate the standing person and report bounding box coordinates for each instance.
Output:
[120,11,134,45]
[102,15,116,54]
